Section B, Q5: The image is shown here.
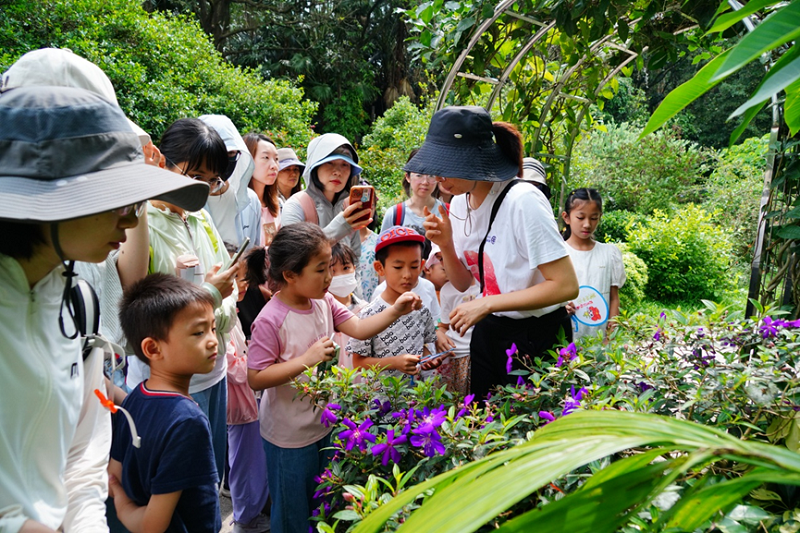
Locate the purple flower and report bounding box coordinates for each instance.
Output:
[563,385,588,416]
[660,312,666,319]
[758,316,783,339]
[410,427,446,457]
[320,403,341,428]
[417,405,446,432]
[539,411,556,424]
[636,382,653,393]
[338,418,376,451]
[786,319,800,328]
[455,394,476,420]
[372,398,392,417]
[371,429,408,465]
[556,342,577,367]
[516,376,525,387]
[653,328,662,341]
[505,343,517,374]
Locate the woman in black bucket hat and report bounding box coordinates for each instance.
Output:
[415,106,579,399]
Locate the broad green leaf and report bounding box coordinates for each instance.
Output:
[777,224,800,240]
[730,44,800,118]
[786,79,800,135]
[707,0,783,34]
[354,411,800,533]
[639,50,732,139]
[494,462,672,533]
[729,100,767,146]
[711,2,800,82]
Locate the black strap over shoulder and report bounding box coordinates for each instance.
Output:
[478,180,520,294]
[70,278,100,360]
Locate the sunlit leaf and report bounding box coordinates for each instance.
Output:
[639,50,731,139]
[730,44,800,118]
[707,0,783,34]
[710,2,800,82]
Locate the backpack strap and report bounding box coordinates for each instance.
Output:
[393,202,405,226]
[69,278,100,361]
[297,191,319,225]
[478,180,520,294]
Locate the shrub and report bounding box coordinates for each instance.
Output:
[570,122,710,214]
[627,204,733,302]
[0,0,317,148]
[298,303,800,531]
[702,135,767,263]
[360,96,434,217]
[617,246,648,310]
[594,209,646,243]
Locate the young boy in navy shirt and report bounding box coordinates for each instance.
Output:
[109,273,222,532]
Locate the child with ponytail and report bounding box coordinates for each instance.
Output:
[561,188,626,341]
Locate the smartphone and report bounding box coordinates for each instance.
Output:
[348,185,375,226]
[419,347,455,364]
[224,237,250,271]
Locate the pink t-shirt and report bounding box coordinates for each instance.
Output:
[248,292,354,448]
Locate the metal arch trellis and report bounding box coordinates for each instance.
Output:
[434,0,639,212]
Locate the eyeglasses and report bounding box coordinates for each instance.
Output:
[410,173,436,182]
[112,201,146,218]
[186,173,225,194]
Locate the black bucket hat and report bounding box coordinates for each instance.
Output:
[0,85,209,222]
[404,106,519,182]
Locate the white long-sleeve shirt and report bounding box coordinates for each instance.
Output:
[0,255,110,533]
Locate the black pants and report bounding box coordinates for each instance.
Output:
[469,307,572,399]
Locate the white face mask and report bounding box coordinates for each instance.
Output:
[328,272,357,298]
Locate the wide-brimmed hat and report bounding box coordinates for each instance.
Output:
[303,133,362,179]
[2,48,152,146]
[404,106,518,182]
[277,147,306,172]
[0,85,209,223]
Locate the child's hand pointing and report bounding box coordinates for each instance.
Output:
[392,291,422,315]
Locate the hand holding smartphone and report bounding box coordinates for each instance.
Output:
[348,185,375,226]
[224,237,250,271]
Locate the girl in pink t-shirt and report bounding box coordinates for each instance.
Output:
[247,222,422,533]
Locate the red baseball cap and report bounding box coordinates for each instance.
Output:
[375,225,425,253]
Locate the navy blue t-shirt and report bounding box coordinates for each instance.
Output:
[110,383,221,533]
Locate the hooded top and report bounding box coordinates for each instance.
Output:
[200,115,261,248]
[283,134,362,260]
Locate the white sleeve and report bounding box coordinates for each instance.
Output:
[610,245,626,288]
[518,189,569,269]
[0,506,28,533]
[62,347,111,533]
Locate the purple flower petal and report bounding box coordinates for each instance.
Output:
[505,343,518,357]
[539,411,555,423]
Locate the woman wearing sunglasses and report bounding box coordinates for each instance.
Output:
[125,117,240,482]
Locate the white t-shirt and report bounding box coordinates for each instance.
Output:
[439,280,481,359]
[450,180,569,318]
[565,241,626,340]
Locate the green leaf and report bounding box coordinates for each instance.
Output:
[639,50,732,139]
[711,2,800,82]
[707,0,783,34]
[730,44,800,118]
[786,80,800,135]
[777,224,800,240]
[456,16,476,33]
[729,100,767,146]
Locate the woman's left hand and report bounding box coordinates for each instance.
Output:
[449,298,492,336]
[393,291,422,315]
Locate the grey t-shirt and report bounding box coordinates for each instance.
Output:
[347,297,436,379]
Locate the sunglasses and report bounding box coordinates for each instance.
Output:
[112,201,146,218]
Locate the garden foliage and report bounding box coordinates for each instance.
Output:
[571,122,710,214]
[0,0,317,148]
[617,246,648,310]
[627,204,733,302]
[297,301,800,532]
[359,97,434,216]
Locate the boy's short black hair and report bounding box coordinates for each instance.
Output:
[120,273,216,364]
[331,242,357,267]
[375,241,424,266]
